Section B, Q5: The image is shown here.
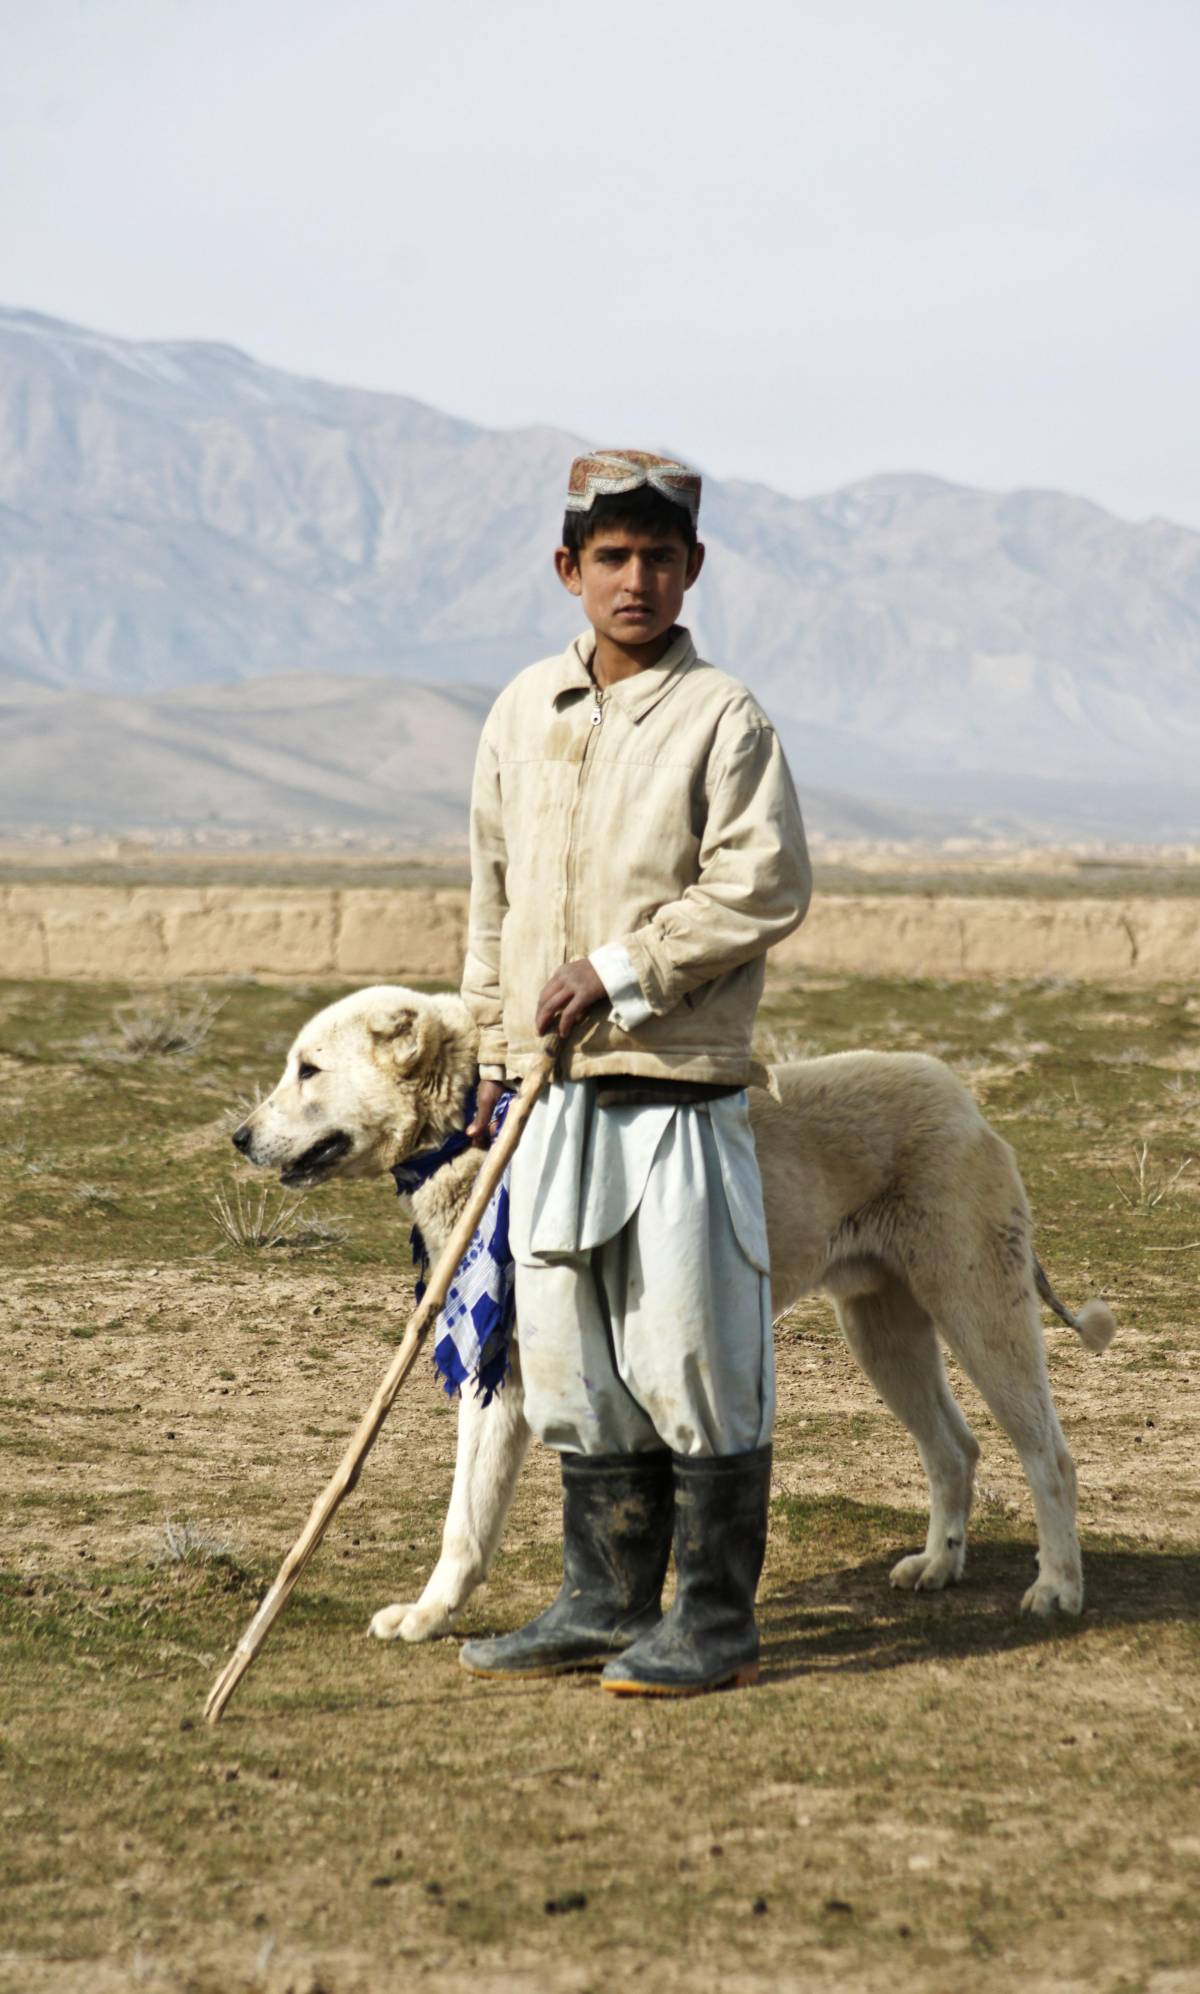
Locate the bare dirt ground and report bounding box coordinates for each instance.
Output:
[1,973,1198,1993]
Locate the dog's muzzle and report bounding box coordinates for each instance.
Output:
[277,1131,354,1187]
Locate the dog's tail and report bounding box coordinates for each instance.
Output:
[1034,1255,1116,1353]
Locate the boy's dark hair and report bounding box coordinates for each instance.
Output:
[561,482,698,559]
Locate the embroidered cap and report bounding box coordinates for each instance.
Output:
[566,449,701,525]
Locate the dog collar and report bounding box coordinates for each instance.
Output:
[389,1085,478,1199]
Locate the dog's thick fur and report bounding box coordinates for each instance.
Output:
[233,984,1115,1643]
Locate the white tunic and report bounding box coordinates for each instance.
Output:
[503,944,775,1457]
[508,1079,770,1273]
[506,939,769,1271]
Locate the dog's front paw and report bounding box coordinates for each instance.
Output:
[368,1599,456,1644]
[1020,1572,1083,1617]
[889,1544,964,1593]
[368,1602,414,1642]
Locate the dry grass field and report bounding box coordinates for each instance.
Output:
[3,844,1200,898]
[1,970,1198,1994]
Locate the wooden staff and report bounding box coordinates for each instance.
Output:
[205,1042,558,1725]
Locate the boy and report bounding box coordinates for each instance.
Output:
[458,449,810,1695]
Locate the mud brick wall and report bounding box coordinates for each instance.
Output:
[3,885,1199,984]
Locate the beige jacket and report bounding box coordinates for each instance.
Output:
[461,626,811,1084]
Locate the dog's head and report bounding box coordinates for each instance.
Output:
[231,985,477,1188]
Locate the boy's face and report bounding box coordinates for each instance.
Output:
[555,525,705,651]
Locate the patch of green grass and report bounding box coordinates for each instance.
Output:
[777,1491,931,1555]
[0,977,426,1270]
[4,969,1197,1279]
[810,862,1200,899]
[4,856,1199,897]
[0,1557,259,1665]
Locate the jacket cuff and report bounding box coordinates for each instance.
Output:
[589,942,656,1032]
[474,1028,509,1072]
[616,928,676,1016]
[477,1063,507,1083]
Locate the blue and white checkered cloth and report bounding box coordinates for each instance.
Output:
[391,1088,515,1405]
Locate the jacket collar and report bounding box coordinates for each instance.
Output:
[549,627,698,723]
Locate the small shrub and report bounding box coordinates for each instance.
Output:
[287,1214,351,1250]
[991,1034,1053,1063]
[209,1180,302,1250]
[110,989,225,1059]
[0,1140,56,1177]
[220,1083,267,1133]
[149,1522,258,1599]
[1162,1074,1200,1117]
[152,1520,234,1568]
[208,1180,350,1252]
[1046,1078,1110,1134]
[1106,1143,1194,1214]
[69,1182,112,1209]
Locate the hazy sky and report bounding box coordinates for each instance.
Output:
[4,0,1198,525]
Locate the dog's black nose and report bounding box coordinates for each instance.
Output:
[231,1125,252,1154]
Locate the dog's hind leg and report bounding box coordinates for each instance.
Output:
[935,1290,1082,1617]
[834,1278,980,1594]
[369,1349,532,1643]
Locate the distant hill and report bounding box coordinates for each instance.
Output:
[1,306,1198,837]
[0,677,491,843]
[0,674,989,845]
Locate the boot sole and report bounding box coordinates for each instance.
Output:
[600,1661,760,1698]
[459,1653,607,1681]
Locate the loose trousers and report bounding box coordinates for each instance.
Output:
[510,1088,775,1458]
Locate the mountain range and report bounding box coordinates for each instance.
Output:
[1,306,1198,839]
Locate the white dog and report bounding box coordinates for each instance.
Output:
[232,985,1115,1642]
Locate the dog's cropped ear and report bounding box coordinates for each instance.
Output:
[366,1002,444,1078]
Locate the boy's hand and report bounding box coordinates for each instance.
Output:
[466,1078,507,1149]
[535,958,607,1038]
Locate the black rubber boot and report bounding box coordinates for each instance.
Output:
[599,1445,772,1697]
[459,1451,673,1679]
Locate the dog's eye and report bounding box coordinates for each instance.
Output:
[297,1061,320,1082]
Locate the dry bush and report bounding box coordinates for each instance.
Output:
[0,1139,56,1177]
[990,1031,1054,1063]
[110,989,225,1059]
[151,1520,234,1568]
[209,1180,302,1250]
[1046,1077,1112,1134]
[286,1213,351,1249]
[219,1082,267,1134]
[1162,1074,1200,1118]
[1105,1142,1194,1214]
[149,1522,258,1600]
[208,1180,350,1252]
[68,1181,113,1209]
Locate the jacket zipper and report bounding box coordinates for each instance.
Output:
[562,684,605,960]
